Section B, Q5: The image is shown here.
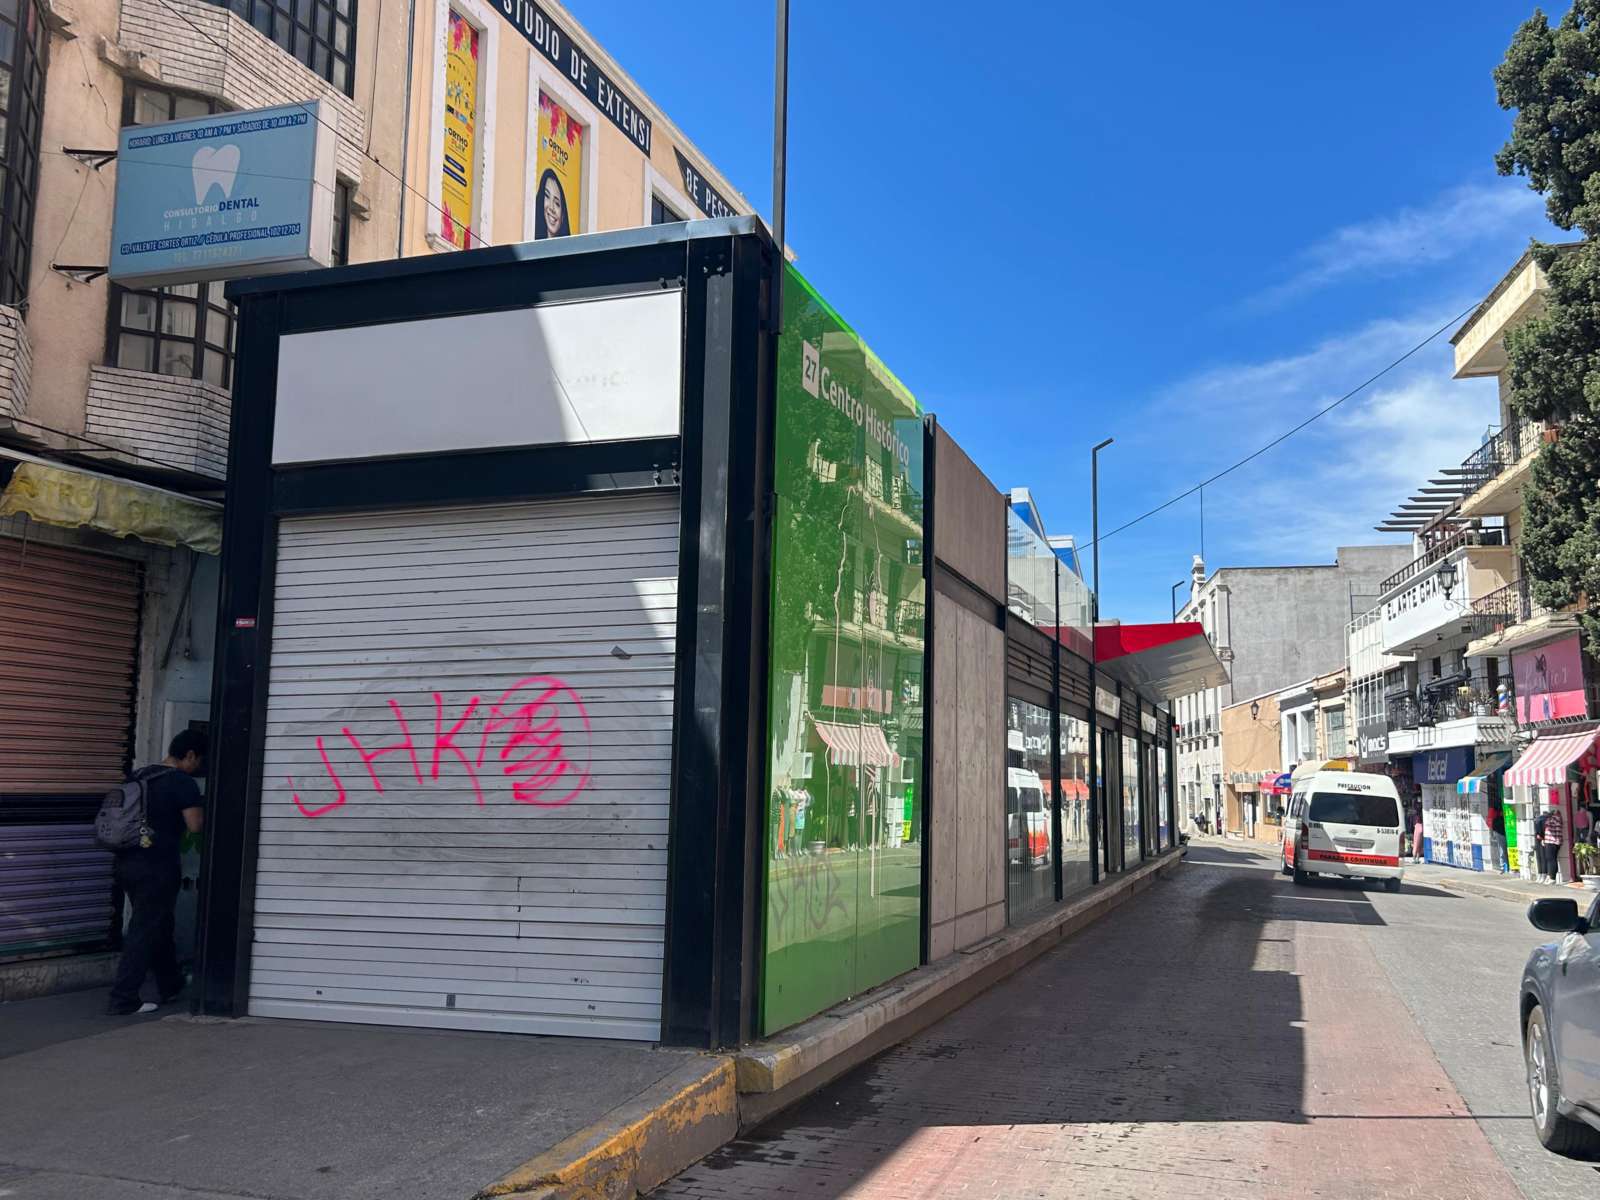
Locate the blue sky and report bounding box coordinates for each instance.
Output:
[568,0,1566,622]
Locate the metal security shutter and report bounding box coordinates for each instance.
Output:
[0,537,141,956]
[249,494,678,1040]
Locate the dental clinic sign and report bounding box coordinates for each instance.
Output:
[110,101,336,289]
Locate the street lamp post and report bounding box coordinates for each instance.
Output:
[1091,438,1114,622]
[1171,579,1186,622]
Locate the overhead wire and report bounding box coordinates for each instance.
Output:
[1084,300,1481,553]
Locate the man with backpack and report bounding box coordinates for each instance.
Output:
[103,730,207,1015]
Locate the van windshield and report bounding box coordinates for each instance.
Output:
[1308,792,1399,828]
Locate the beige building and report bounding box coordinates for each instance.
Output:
[1221,691,1281,838]
[398,0,751,255]
[0,0,753,989]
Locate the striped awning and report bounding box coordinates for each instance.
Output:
[812,718,899,768]
[1457,751,1511,794]
[1505,730,1598,789]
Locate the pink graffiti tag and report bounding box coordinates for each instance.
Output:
[285,676,591,817]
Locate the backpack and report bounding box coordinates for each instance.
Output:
[94,768,171,852]
[1534,809,1550,840]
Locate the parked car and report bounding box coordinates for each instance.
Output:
[1521,895,1600,1156]
[1280,769,1404,891]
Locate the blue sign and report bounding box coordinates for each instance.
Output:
[1413,747,1474,786]
[110,101,334,289]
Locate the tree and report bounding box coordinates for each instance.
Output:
[1494,3,1600,654]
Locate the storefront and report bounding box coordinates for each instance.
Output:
[1456,752,1512,872]
[1505,727,1599,884]
[1414,748,1476,869]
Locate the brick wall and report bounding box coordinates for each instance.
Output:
[83,365,230,479]
[117,0,367,185]
[0,305,32,422]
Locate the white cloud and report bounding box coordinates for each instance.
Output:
[1249,181,1545,308]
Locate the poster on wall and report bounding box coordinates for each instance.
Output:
[440,11,479,250]
[534,91,583,238]
[1513,635,1588,725]
[761,263,925,1036]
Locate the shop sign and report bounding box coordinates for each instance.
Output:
[1357,717,1388,764]
[674,148,738,219]
[497,1,652,152]
[110,101,335,288]
[1512,635,1589,725]
[1413,747,1473,786]
[440,11,480,249]
[1141,711,1158,735]
[1095,686,1121,719]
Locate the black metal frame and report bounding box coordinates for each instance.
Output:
[197,220,776,1050]
[0,0,46,308]
[211,0,358,96]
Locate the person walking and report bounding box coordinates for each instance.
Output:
[106,730,206,1016]
[1488,797,1508,874]
[1535,803,1564,886]
[1412,805,1425,865]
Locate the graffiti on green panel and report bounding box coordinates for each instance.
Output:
[761,263,926,1035]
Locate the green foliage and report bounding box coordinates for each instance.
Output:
[1495,7,1600,656]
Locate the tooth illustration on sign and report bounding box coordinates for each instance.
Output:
[191,144,242,205]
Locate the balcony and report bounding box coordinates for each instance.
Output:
[1379,529,1514,656]
[1385,671,1518,753]
[82,367,231,481]
[1457,419,1545,518]
[1466,576,1582,659]
[0,304,31,425]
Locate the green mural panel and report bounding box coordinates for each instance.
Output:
[761,264,925,1036]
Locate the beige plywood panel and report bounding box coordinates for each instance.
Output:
[931,427,1006,601]
[929,594,960,930]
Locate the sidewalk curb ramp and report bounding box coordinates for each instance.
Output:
[474,847,1182,1198]
[474,1057,738,1200]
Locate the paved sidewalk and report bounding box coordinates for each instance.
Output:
[1399,858,1594,906]
[0,987,702,1200]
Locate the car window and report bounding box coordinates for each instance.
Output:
[1307,792,1400,827]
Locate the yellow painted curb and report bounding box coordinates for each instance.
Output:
[474,1056,736,1200]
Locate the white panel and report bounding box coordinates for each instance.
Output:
[271,291,683,465]
[248,493,677,1039]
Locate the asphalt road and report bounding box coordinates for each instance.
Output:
[655,841,1600,1199]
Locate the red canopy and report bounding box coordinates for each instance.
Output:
[1094,622,1229,700]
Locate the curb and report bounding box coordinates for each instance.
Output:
[474,1057,737,1200]
[1411,871,1590,908]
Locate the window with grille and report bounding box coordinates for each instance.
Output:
[217,0,357,96]
[0,0,46,307]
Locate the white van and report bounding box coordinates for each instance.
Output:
[1279,769,1404,891]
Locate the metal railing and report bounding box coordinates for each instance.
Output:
[1388,671,1506,730]
[1380,526,1507,595]
[1470,577,1533,641]
[1460,419,1542,494]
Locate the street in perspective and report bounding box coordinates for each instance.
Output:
[2,1,1600,1199]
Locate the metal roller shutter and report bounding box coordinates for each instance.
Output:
[248,493,679,1040]
[0,537,141,956]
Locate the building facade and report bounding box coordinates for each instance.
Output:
[1173,544,1410,830]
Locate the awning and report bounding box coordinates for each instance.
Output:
[0,457,220,554]
[1094,621,1228,701]
[1042,778,1088,801]
[811,718,899,769]
[1505,729,1599,789]
[1457,751,1511,794]
[1262,771,1292,795]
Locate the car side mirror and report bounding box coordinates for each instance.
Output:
[1528,898,1586,934]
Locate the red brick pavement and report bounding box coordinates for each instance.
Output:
[652,845,1524,1199]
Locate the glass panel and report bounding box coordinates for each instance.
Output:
[167,282,199,299]
[120,290,157,331]
[0,0,17,23]
[1157,744,1170,851]
[157,338,195,378]
[0,67,13,116]
[133,87,170,127]
[761,264,924,1036]
[207,280,226,304]
[205,306,229,347]
[333,16,349,51]
[252,4,273,38]
[332,57,348,93]
[1060,714,1092,895]
[229,0,251,18]
[1057,564,1092,657]
[160,298,196,338]
[173,95,211,120]
[1006,697,1054,920]
[117,332,154,372]
[0,23,14,65]
[1005,508,1057,631]
[201,349,226,387]
[312,42,329,76]
[316,4,331,39]
[1122,735,1141,864]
